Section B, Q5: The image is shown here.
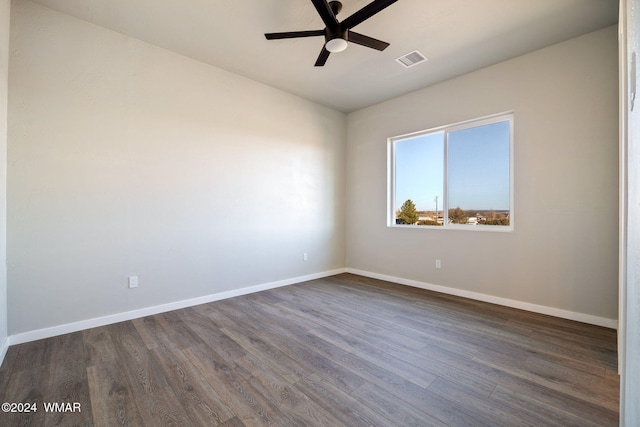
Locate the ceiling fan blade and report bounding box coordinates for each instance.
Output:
[310,0,339,29]
[315,46,331,67]
[348,31,389,51]
[342,0,398,30]
[265,30,325,40]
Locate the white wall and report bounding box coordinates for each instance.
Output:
[7,1,346,335]
[0,0,9,357]
[346,26,619,323]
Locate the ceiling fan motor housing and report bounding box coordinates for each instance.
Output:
[325,26,349,52]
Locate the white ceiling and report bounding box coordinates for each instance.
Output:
[29,0,619,113]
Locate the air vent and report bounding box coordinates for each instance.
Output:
[396,50,428,68]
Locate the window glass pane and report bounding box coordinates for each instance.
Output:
[395,132,444,225]
[447,120,510,226]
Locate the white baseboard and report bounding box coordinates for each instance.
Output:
[9,268,347,346]
[0,335,9,366]
[346,268,618,329]
[5,266,616,350]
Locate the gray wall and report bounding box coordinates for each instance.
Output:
[346,26,619,322]
[5,1,619,338]
[7,1,346,334]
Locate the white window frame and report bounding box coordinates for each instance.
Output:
[388,112,514,232]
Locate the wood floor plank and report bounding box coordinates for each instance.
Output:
[303,330,446,398]
[232,352,345,427]
[183,343,283,426]
[293,373,394,427]
[45,331,94,426]
[215,323,313,384]
[157,310,207,349]
[84,327,118,367]
[307,322,440,389]
[351,380,449,427]
[106,321,168,395]
[489,384,607,427]
[149,341,236,425]
[522,354,619,411]
[136,385,196,427]
[177,306,248,362]
[131,315,165,351]
[87,362,146,427]
[2,364,50,426]
[217,416,246,427]
[210,301,370,395]
[0,273,620,426]
[0,346,19,403]
[421,338,619,426]
[426,377,533,427]
[8,338,53,372]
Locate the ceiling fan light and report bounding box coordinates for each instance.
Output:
[326,38,348,53]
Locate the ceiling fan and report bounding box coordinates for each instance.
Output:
[265,0,398,67]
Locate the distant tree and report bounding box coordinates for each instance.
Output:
[418,220,441,226]
[397,199,419,224]
[448,207,468,224]
[485,218,510,226]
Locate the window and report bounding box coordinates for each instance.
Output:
[388,112,513,230]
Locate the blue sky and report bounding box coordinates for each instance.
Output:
[395,132,443,212]
[395,121,510,212]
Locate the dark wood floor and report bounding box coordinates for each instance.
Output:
[0,273,619,426]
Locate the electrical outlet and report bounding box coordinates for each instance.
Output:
[435,259,441,269]
[303,253,308,261]
[128,276,139,288]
